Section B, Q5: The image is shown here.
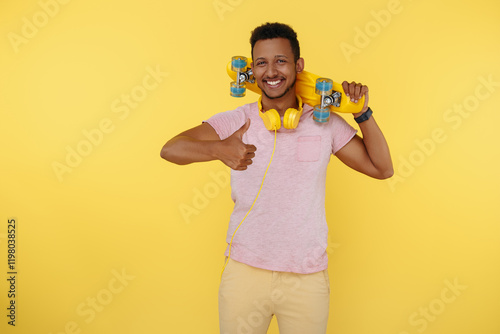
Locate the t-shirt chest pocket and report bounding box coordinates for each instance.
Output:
[297,136,322,162]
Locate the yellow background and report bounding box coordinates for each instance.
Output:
[1,0,499,333]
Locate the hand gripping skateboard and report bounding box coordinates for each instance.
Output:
[227,56,365,123]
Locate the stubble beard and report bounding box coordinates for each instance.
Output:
[260,75,297,100]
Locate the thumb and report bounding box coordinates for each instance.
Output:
[362,91,369,110]
[236,118,251,137]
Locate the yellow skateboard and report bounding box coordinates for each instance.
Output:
[228,56,365,122]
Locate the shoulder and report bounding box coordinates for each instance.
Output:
[204,102,258,140]
[207,102,256,123]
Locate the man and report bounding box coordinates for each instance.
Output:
[161,22,393,334]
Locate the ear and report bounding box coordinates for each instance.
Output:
[295,58,304,74]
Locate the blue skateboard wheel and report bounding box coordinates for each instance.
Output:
[231,56,247,70]
[315,79,333,93]
[313,106,330,123]
[230,82,246,97]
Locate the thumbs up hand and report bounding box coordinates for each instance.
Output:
[217,119,257,170]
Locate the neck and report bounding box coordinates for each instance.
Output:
[261,90,298,116]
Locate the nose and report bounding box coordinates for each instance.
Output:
[265,62,278,78]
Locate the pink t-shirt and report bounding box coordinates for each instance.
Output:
[205,102,357,273]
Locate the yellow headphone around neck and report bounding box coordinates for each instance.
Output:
[258,95,303,130]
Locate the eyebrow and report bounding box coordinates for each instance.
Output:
[255,55,289,61]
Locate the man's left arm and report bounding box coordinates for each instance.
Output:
[335,81,394,180]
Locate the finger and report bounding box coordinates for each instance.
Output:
[342,81,349,96]
[238,159,252,168]
[361,85,369,97]
[246,152,256,159]
[362,91,369,110]
[353,83,361,101]
[237,155,253,166]
[246,144,257,153]
[349,81,356,98]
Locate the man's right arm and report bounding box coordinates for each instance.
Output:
[160,120,256,171]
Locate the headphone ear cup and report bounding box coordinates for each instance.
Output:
[259,109,281,130]
[283,108,302,129]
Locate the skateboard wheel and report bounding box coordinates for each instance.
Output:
[231,56,247,72]
[230,81,246,97]
[315,78,333,96]
[313,105,330,123]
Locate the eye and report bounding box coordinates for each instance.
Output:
[257,61,266,66]
[277,59,286,63]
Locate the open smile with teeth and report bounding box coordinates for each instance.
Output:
[265,79,283,88]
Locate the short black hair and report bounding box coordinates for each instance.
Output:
[250,22,300,63]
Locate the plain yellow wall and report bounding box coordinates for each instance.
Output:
[1,0,499,333]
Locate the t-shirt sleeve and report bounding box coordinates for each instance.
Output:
[330,112,358,155]
[203,107,247,140]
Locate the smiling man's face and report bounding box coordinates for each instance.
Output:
[251,38,304,100]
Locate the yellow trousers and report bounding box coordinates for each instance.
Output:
[219,258,330,334]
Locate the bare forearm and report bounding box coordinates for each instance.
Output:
[160,119,256,169]
[357,116,394,178]
[160,136,220,165]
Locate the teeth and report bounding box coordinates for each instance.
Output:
[267,80,281,86]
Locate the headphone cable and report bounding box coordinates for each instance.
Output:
[220,127,277,279]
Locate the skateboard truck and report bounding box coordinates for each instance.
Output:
[230,56,255,97]
[230,56,254,97]
[313,78,342,123]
